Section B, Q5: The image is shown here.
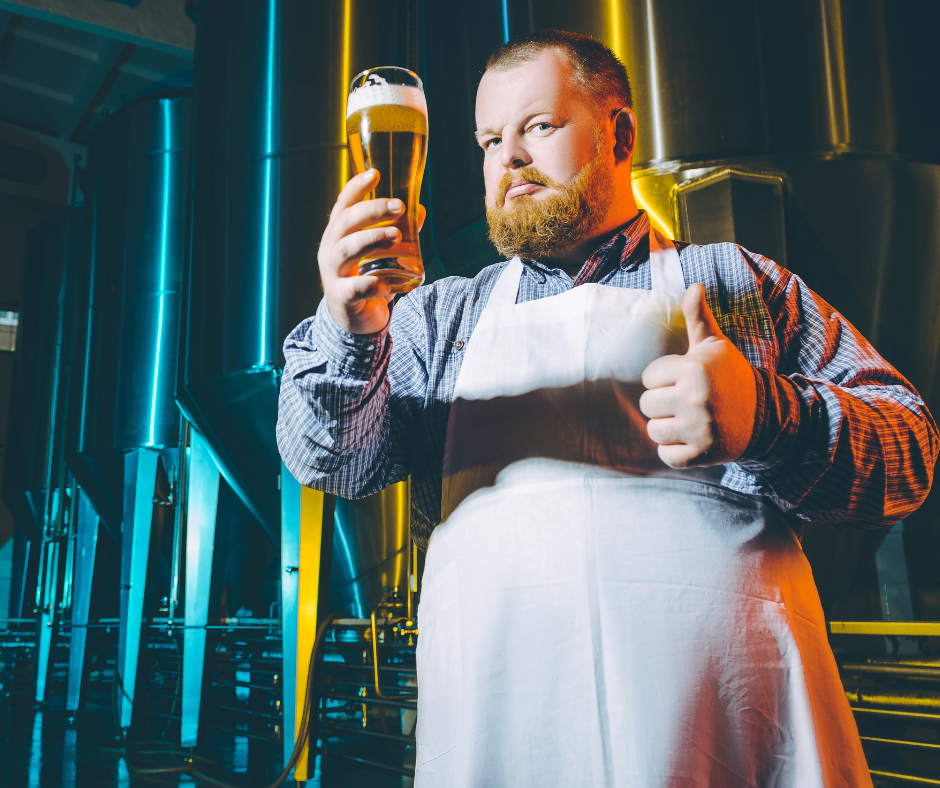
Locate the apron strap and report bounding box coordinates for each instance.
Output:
[649,227,686,296]
[487,257,524,307]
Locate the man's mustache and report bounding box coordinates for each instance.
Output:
[494,167,562,207]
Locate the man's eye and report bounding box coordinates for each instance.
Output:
[483,138,500,149]
[531,123,552,133]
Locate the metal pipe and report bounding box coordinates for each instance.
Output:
[868,770,940,787]
[841,662,940,679]
[214,725,279,744]
[320,720,415,745]
[320,748,414,777]
[370,611,393,700]
[850,706,940,723]
[326,663,417,677]
[215,705,283,722]
[211,680,280,692]
[846,690,940,711]
[861,736,940,753]
[325,691,416,711]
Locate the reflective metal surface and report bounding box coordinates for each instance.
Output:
[67,93,191,532]
[182,0,417,542]
[331,482,409,618]
[2,209,82,542]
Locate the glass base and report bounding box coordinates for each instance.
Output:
[358,258,424,294]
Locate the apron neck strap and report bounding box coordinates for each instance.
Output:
[488,257,524,307]
[649,227,686,296]
[487,228,685,309]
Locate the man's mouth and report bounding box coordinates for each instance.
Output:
[505,180,544,200]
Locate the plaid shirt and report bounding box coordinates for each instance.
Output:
[277,212,938,550]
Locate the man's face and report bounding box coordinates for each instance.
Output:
[475,50,615,260]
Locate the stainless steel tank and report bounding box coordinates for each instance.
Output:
[67,92,191,531]
[183,0,417,610]
[2,209,82,542]
[422,0,940,617]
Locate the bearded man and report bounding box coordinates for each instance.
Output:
[278,30,937,787]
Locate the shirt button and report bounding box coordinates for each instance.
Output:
[454,340,464,350]
[365,344,375,351]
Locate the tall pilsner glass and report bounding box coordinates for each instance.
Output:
[346,66,428,292]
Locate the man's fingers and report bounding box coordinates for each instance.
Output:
[334,274,393,304]
[331,227,402,278]
[646,416,686,446]
[657,443,703,469]
[417,204,427,232]
[333,196,406,240]
[642,354,682,390]
[638,386,677,419]
[332,168,380,216]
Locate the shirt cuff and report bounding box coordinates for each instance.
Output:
[737,366,803,469]
[312,299,390,379]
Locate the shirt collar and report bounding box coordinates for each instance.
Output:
[520,210,651,285]
[571,211,650,286]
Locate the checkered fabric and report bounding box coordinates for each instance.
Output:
[277,212,938,550]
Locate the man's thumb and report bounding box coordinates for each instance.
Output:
[683,283,722,347]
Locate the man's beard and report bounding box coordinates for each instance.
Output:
[485,151,615,261]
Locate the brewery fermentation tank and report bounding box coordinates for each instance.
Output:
[67,92,191,532]
[2,210,82,542]
[184,0,419,611]
[422,0,940,617]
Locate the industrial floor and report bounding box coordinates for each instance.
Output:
[0,694,414,788]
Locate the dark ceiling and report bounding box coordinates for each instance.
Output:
[0,8,191,146]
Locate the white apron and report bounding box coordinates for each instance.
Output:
[415,229,871,788]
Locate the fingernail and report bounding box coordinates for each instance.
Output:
[386,227,399,238]
[363,169,375,180]
[388,199,403,212]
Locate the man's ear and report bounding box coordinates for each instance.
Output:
[612,107,637,162]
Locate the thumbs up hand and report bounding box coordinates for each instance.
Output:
[639,284,758,468]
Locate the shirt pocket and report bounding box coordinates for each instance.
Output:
[716,313,777,369]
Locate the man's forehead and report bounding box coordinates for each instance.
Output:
[475,51,578,129]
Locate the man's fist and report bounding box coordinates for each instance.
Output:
[639,283,757,468]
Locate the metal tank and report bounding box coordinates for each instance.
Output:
[182,0,416,587]
[422,0,940,619]
[66,91,191,728]
[2,209,82,543]
[68,92,190,531]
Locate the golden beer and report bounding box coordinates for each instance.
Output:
[346,69,428,292]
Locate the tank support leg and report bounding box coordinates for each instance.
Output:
[181,430,221,747]
[117,448,159,729]
[280,466,335,780]
[35,536,60,703]
[66,489,99,712]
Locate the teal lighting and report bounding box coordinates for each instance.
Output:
[334,510,364,618]
[148,99,172,446]
[259,0,277,367]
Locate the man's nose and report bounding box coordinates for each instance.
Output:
[499,133,532,169]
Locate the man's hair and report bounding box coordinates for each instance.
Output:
[485,29,632,112]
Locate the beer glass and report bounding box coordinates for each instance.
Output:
[346,66,428,292]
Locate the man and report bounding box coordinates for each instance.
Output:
[278,30,937,787]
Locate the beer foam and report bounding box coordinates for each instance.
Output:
[347,82,427,119]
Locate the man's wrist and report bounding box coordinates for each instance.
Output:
[736,366,801,467]
[314,299,389,377]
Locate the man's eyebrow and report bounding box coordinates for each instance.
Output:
[474,127,497,141]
